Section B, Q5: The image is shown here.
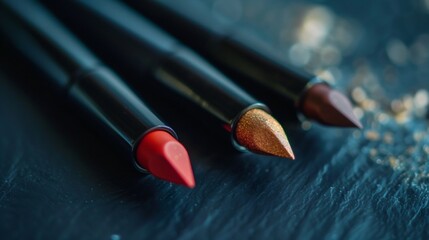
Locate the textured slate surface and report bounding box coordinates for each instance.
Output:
[1,0,429,239]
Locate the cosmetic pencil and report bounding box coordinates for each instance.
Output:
[0,0,195,187]
[42,0,295,159]
[125,0,363,129]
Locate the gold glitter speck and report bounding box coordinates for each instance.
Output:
[365,131,380,141]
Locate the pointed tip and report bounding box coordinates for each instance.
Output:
[136,130,195,188]
[287,148,296,160]
[350,116,363,129]
[301,84,363,129]
[327,90,363,129]
[235,108,295,160]
[162,141,196,188]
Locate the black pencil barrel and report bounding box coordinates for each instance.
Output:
[126,0,314,102]
[0,0,169,147]
[41,0,266,125]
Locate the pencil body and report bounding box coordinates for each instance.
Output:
[0,0,196,187]
[42,0,276,148]
[41,0,295,158]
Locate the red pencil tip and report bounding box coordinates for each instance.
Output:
[136,130,195,188]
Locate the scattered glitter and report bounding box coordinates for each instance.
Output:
[360,99,377,111]
[316,69,337,84]
[389,156,399,169]
[402,95,414,111]
[350,83,429,186]
[414,89,429,108]
[413,132,425,142]
[394,112,410,124]
[391,99,406,114]
[351,87,366,103]
[369,149,378,157]
[365,131,380,141]
[297,6,334,48]
[377,113,390,124]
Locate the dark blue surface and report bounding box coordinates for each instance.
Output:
[1,0,429,239]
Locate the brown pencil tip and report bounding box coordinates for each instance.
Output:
[301,84,363,128]
[235,108,295,159]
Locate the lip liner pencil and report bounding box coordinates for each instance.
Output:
[125,0,363,129]
[0,0,195,187]
[42,0,295,159]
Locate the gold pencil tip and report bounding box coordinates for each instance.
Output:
[235,108,295,159]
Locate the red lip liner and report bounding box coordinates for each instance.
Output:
[0,0,195,188]
[127,0,362,129]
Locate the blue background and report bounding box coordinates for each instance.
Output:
[1,0,429,239]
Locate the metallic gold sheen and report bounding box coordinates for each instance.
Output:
[235,109,295,159]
